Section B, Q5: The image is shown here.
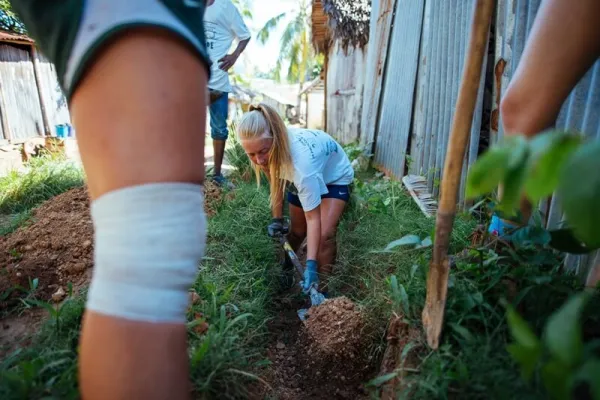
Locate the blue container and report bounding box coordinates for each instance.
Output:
[55,124,66,138]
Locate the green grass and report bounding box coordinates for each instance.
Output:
[1,153,597,399]
[0,154,85,235]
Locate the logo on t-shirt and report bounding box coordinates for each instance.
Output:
[183,0,201,7]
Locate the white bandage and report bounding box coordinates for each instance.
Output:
[86,183,206,323]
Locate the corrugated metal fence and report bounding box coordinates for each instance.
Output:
[358,0,600,280]
[0,42,69,143]
[326,40,368,144]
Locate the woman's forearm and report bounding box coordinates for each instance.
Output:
[305,207,321,261]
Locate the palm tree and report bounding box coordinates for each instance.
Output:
[0,0,25,33]
[256,0,314,90]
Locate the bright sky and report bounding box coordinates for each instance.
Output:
[235,0,298,76]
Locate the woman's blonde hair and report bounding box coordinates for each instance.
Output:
[237,103,293,205]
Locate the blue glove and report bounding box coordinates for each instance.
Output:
[302,260,319,292]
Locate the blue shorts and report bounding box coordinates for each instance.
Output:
[209,91,229,141]
[287,184,351,209]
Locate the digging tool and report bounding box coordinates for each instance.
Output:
[277,234,326,320]
[422,0,495,350]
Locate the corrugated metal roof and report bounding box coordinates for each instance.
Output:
[0,30,34,44]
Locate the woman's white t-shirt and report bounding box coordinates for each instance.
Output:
[283,128,354,211]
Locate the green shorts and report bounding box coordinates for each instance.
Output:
[12,0,211,101]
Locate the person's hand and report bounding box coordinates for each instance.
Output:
[267,218,288,238]
[218,54,238,71]
[302,260,319,292]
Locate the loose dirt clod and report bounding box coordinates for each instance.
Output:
[303,297,365,359]
[256,296,374,400]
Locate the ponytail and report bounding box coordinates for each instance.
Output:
[237,103,293,205]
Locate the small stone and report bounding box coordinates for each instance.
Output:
[82,240,92,249]
[189,290,201,305]
[276,341,286,350]
[16,272,22,278]
[24,245,33,252]
[50,254,59,261]
[52,287,66,303]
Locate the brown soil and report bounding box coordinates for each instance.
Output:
[0,182,227,357]
[257,295,375,400]
[0,186,94,312]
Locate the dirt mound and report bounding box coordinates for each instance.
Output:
[304,297,365,358]
[0,183,226,312]
[0,187,93,310]
[260,296,374,400]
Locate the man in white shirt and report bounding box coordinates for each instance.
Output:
[204,0,251,187]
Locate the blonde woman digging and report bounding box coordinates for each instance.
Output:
[237,103,354,295]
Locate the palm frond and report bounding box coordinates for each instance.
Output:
[256,12,287,44]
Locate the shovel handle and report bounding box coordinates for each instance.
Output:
[281,237,305,278]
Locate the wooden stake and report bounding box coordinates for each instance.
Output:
[30,46,51,136]
[422,0,495,350]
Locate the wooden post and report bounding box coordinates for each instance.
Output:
[422,0,495,350]
[30,45,51,136]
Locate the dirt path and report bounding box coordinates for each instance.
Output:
[256,289,375,399]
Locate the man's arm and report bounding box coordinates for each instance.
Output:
[218,37,249,71]
[218,0,251,71]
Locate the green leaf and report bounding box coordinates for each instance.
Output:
[549,228,598,254]
[256,12,287,44]
[497,147,529,215]
[544,292,590,367]
[574,359,600,400]
[384,235,421,251]
[558,141,600,248]
[506,305,540,348]
[367,372,398,387]
[399,283,409,315]
[417,236,433,249]
[466,145,512,198]
[450,323,474,342]
[507,343,541,381]
[524,131,583,203]
[541,359,571,400]
[511,226,551,248]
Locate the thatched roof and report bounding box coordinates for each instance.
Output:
[311,0,371,53]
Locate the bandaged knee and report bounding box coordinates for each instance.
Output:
[86,183,206,323]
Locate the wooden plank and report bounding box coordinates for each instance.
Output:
[30,46,51,135]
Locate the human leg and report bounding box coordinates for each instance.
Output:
[12,1,211,398]
[74,29,207,400]
[498,0,600,222]
[287,193,307,252]
[500,0,600,137]
[317,196,348,291]
[209,92,229,181]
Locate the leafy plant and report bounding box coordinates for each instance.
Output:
[26,283,74,334]
[378,234,432,253]
[466,130,599,251]
[506,292,599,400]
